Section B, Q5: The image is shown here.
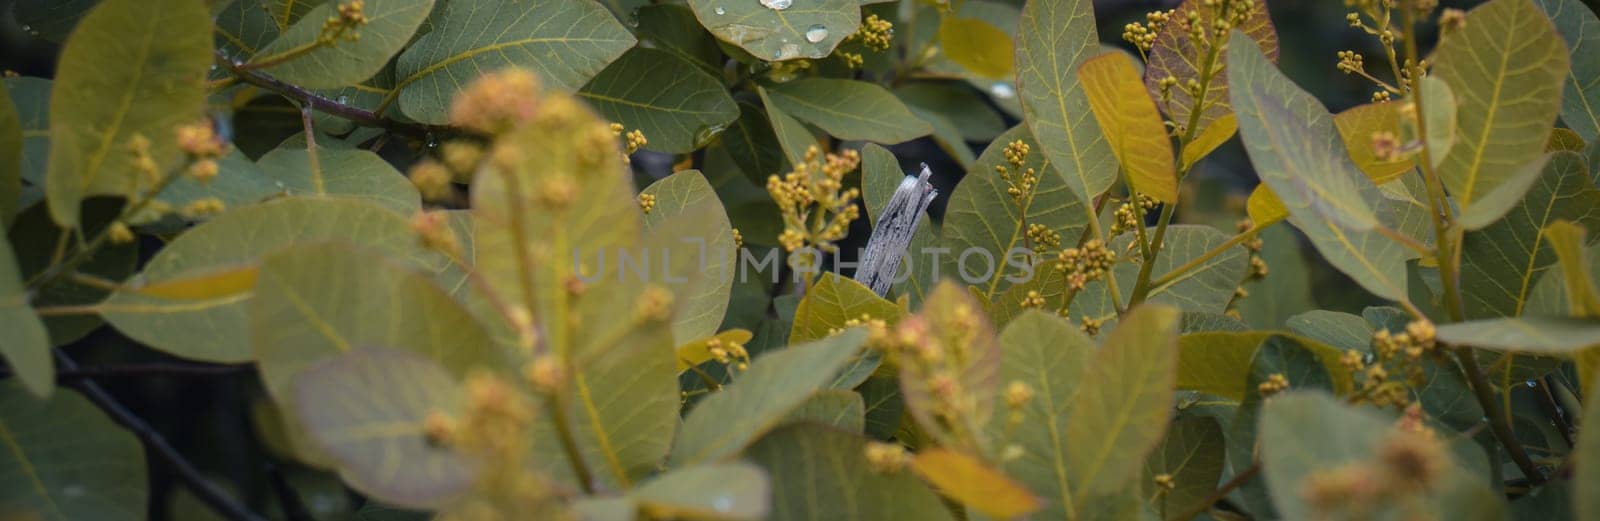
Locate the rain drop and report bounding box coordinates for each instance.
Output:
[774,43,801,60]
[714,6,725,14]
[804,24,828,43]
[760,0,792,11]
[990,82,1017,99]
[336,95,350,105]
[712,496,733,512]
[19,24,30,33]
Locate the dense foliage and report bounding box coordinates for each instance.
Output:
[2,0,1600,519]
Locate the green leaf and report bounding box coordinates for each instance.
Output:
[630,463,771,521]
[0,80,20,226]
[1435,316,1600,353]
[2,77,48,189]
[141,148,280,224]
[1258,391,1505,520]
[672,329,866,465]
[1461,151,1600,318]
[44,0,212,227]
[937,17,1014,79]
[1173,332,1352,400]
[898,282,1003,448]
[1078,52,1177,204]
[1535,0,1600,144]
[941,125,1087,299]
[1287,310,1374,351]
[636,4,724,76]
[782,390,865,432]
[103,198,460,362]
[1067,305,1180,501]
[724,100,789,184]
[1145,0,1277,149]
[686,0,859,62]
[790,273,901,343]
[1227,31,1377,231]
[1071,225,1250,322]
[391,0,635,124]
[0,235,52,398]
[1144,416,1226,521]
[743,424,955,521]
[893,83,1006,142]
[1432,0,1569,229]
[249,0,434,88]
[1229,31,1416,301]
[641,170,737,343]
[250,242,498,400]
[1234,224,1316,329]
[257,145,421,214]
[291,347,473,509]
[763,79,931,144]
[1420,76,1459,166]
[988,310,1096,520]
[261,0,330,31]
[214,0,282,58]
[0,381,147,521]
[756,88,817,168]
[1578,368,1600,520]
[1016,0,1118,204]
[580,48,738,154]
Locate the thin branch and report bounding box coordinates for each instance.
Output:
[1173,462,1260,521]
[213,50,443,139]
[1,362,252,381]
[54,350,266,521]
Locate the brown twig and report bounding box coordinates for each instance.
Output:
[213,50,445,139]
[1173,462,1261,521]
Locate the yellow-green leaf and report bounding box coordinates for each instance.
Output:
[676,329,754,372]
[1460,151,1600,318]
[257,143,422,215]
[1180,114,1237,170]
[1175,331,1353,400]
[128,264,259,301]
[44,0,211,227]
[630,463,771,521]
[1334,102,1414,184]
[1546,220,1600,318]
[910,447,1041,519]
[0,80,19,226]
[1016,0,1118,203]
[763,79,932,144]
[937,17,1014,79]
[1246,183,1287,226]
[1435,316,1600,353]
[1078,52,1177,204]
[1067,304,1179,500]
[790,273,901,343]
[1432,0,1569,230]
[1577,358,1600,520]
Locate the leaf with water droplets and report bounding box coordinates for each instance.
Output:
[687,0,859,63]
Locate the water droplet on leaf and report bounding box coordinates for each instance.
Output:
[336,95,350,105]
[760,0,792,11]
[804,24,828,43]
[990,82,1016,99]
[714,6,726,14]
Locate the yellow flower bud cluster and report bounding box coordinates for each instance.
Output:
[837,313,891,349]
[1122,9,1172,51]
[1257,372,1289,397]
[838,15,893,69]
[884,308,985,447]
[1336,50,1365,74]
[705,336,751,371]
[181,197,226,218]
[318,0,369,44]
[1153,473,1176,494]
[1026,223,1060,251]
[1438,8,1466,34]
[1345,320,1439,408]
[1019,290,1045,309]
[409,160,455,202]
[864,441,911,473]
[996,140,1036,205]
[1110,195,1158,237]
[410,209,461,258]
[765,146,862,256]
[1079,316,1104,336]
[127,134,160,187]
[634,285,675,323]
[637,193,656,214]
[449,68,543,135]
[1055,239,1116,291]
[175,121,227,187]
[609,122,648,162]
